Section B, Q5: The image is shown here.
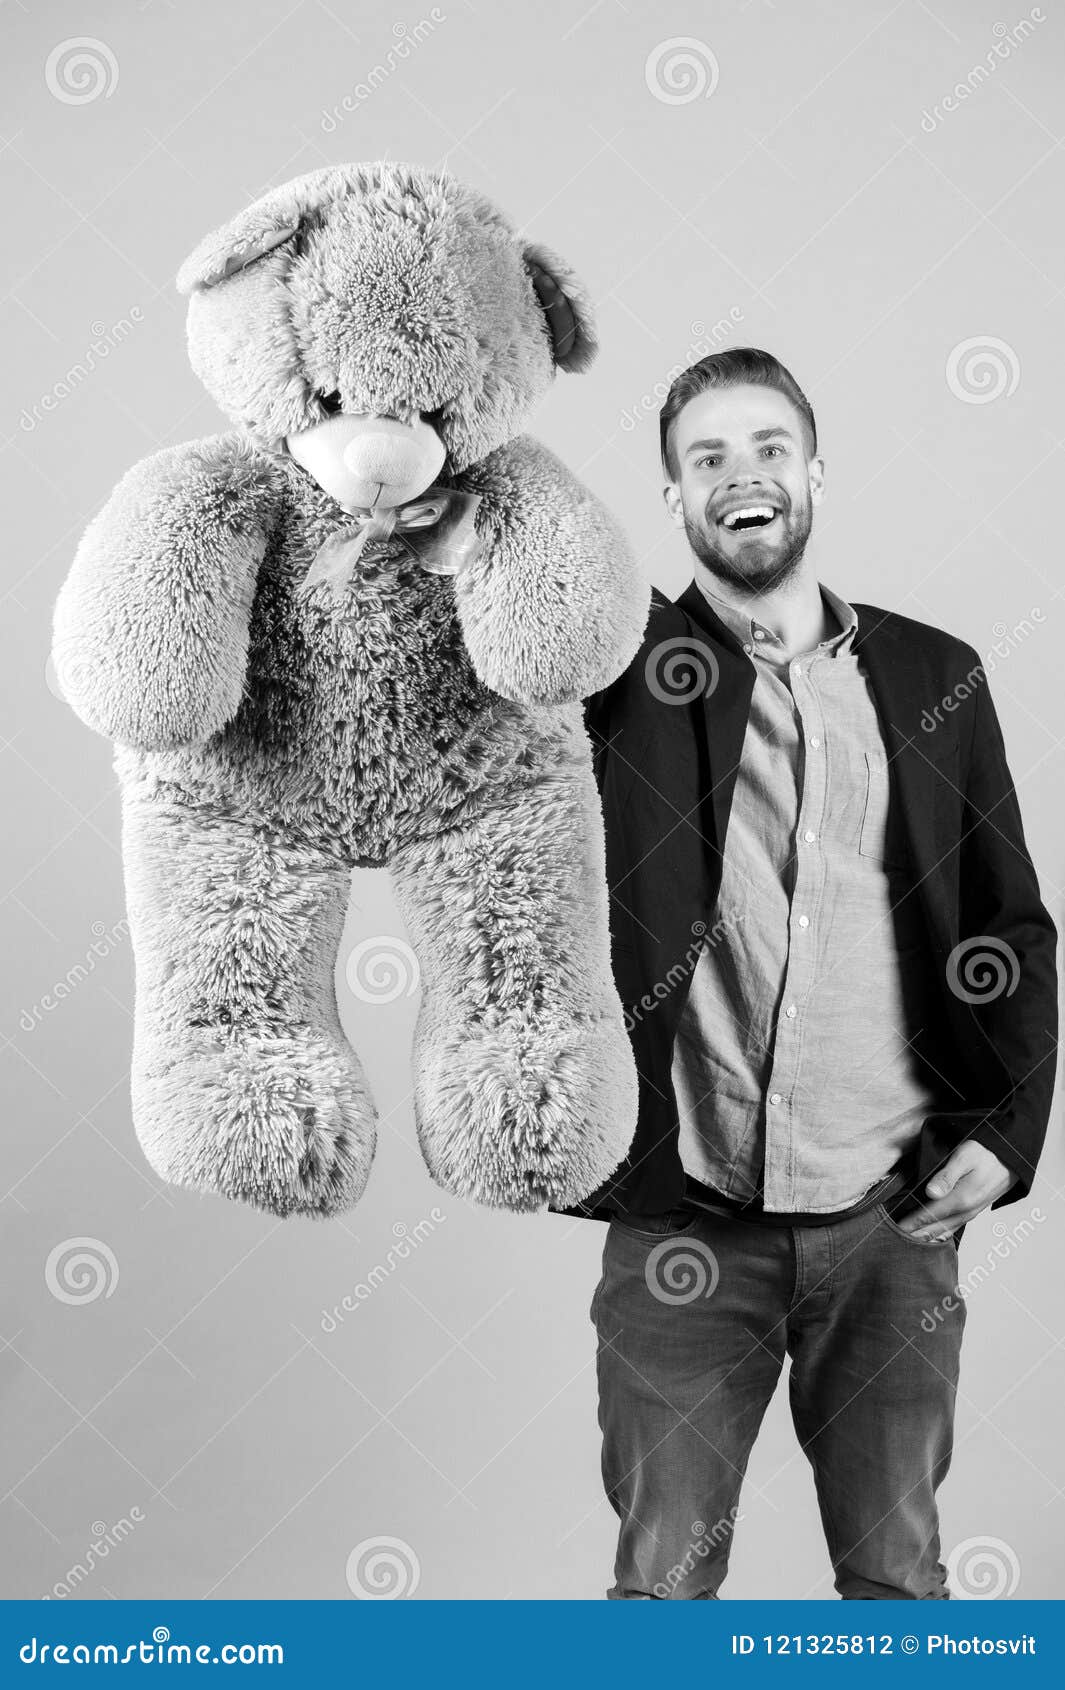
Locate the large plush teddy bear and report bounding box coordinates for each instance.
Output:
[52,162,649,1220]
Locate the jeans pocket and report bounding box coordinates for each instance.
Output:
[611,1207,700,1240]
[874,1201,958,1249]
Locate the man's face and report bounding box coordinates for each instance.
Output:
[663,383,824,594]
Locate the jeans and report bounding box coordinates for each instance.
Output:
[591,1201,965,1599]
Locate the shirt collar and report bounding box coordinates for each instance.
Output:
[694,575,858,659]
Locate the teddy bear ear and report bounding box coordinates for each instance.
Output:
[522,241,599,374]
[175,216,302,296]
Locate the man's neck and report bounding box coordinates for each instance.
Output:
[693,558,836,660]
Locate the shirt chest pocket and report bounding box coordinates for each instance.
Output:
[859,750,909,871]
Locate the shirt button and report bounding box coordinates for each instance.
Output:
[769,1092,783,1106]
[809,735,821,749]
[791,663,802,678]
[798,914,810,929]
[803,828,816,843]
[754,628,766,640]
[743,642,754,655]
[785,1004,797,1018]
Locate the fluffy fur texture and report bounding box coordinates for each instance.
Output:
[53,162,649,1218]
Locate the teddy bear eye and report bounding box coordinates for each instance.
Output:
[317,390,344,417]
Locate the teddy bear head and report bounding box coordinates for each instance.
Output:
[176,162,598,510]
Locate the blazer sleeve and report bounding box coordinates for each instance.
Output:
[582,684,613,758]
[956,668,1059,1203]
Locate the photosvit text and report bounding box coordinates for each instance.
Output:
[730,1633,1037,1655]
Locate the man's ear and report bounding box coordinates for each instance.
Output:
[522,241,598,373]
[663,482,686,527]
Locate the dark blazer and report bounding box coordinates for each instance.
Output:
[561,581,1059,1221]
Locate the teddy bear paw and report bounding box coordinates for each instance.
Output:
[133,1027,377,1218]
[412,1013,637,1213]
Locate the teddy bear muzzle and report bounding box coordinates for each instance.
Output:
[286,411,446,512]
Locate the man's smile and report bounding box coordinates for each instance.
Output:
[713,499,785,537]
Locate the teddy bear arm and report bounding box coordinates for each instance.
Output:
[454,437,650,706]
[53,440,271,749]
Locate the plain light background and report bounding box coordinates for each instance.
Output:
[2,0,1062,1601]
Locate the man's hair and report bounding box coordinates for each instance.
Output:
[659,347,817,478]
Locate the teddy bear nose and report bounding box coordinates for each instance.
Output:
[342,431,426,491]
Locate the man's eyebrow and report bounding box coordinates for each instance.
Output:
[684,426,795,455]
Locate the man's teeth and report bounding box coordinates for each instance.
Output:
[721,505,777,531]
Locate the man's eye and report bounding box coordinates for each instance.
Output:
[762,443,786,457]
[317,390,343,417]
[696,455,721,468]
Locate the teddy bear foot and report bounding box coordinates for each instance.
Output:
[412,1013,636,1213]
[133,1027,377,1218]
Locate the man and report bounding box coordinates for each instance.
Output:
[570,348,1058,1600]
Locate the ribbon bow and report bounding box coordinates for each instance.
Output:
[300,486,482,597]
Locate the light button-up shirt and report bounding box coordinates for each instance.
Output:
[671,579,942,1213]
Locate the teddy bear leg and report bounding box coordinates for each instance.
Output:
[124,798,376,1218]
[389,760,638,1212]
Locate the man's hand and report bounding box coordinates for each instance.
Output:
[895,1140,1015,1241]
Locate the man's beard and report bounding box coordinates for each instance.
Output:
[684,499,812,594]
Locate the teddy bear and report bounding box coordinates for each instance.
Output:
[52,162,649,1220]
